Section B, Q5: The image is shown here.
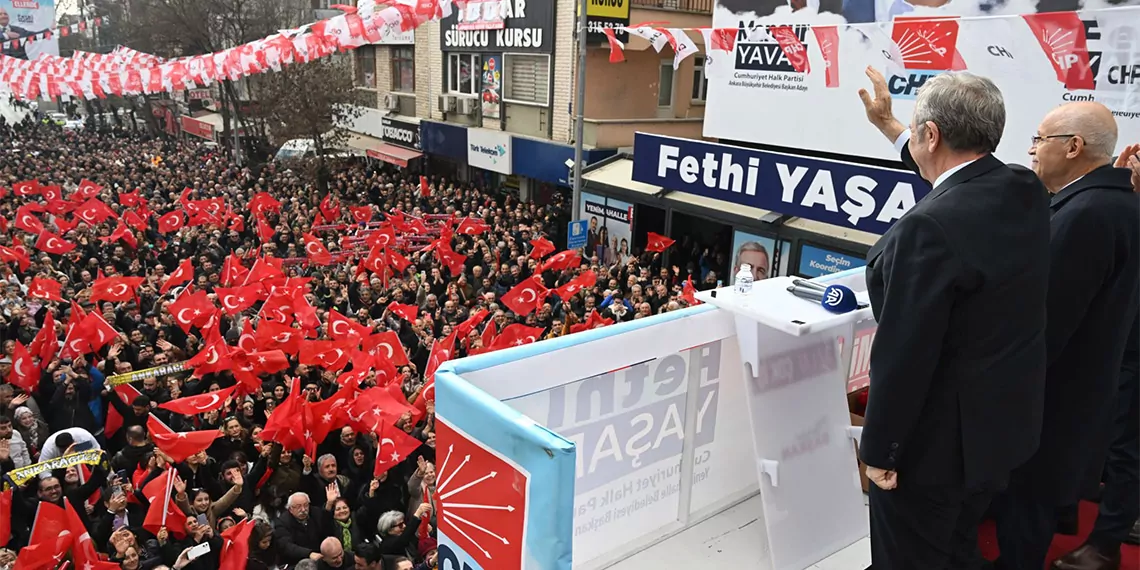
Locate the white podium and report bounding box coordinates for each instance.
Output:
[694,271,873,570]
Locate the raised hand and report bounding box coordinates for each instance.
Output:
[857,66,906,143]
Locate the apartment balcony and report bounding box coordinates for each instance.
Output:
[631,0,713,13]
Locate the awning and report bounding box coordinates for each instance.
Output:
[364,143,423,168]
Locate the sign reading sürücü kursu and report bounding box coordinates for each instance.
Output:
[440,0,555,53]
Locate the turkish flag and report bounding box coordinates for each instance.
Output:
[645,232,676,252]
[74,179,103,200]
[538,250,582,273]
[90,276,143,304]
[529,236,555,259]
[0,245,30,272]
[141,468,188,539]
[304,386,354,445]
[254,320,303,354]
[501,276,549,316]
[554,270,597,300]
[219,519,255,570]
[386,248,412,273]
[387,302,418,322]
[424,331,456,385]
[147,415,221,463]
[100,221,138,249]
[160,258,194,294]
[299,339,354,371]
[215,285,260,315]
[373,421,423,477]
[456,217,489,236]
[14,206,45,234]
[123,209,149,232]
[65,499,100,569]
[187,333,232,377]
[347,387,417,435]
[302,233,333,266]
[80,311,121,353]
[74,198,118,226]
[106,383,142,437]
[12,180,39,196]
[481,318,497,350]
[21,501,73,569]
[159,386,236,416]
[0,489,10,548]
[157,211,185,234]
[365,225,397,248]
[118,189,142,207]
[350,206,373,224]
[256,215,275,243]
[570,309,615,334]
[28,312,57,369]
[249,192,282,216]
[34,231,77,255]
[243,257,285,285]
[319,194,341,222]
[363,331,409,366]
[420,176,430,197]
[261,379,308,450]
[681,275,700,305]
[28,277,62,301]
[168,288,218,333]
[454,309,488,339]
[488,324,545,352]
[221,253,247,286]
[436,244,467,278]
[327,309,369,343]
[8,342,38,393]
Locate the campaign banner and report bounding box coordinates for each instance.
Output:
[579,192,633,264]
[796,243,865,278]
[703,6,1140,164]
[435,367,575,570]
[632,132,927,235]
[731,230,791,283]
[0,0,57,60]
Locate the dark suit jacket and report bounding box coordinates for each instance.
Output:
[860,146,1051,488]
[1019,165,1139,505]
[1,25,32,60]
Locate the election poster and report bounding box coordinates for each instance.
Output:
[703,4,1140,164]
[579,192,634,265]
[730,230,792,284]
[0,0,57,60]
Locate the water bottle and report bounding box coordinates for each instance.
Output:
[735,264,754,295]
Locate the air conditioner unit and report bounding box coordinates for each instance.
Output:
[383,94,399,110]
[437,95,456,113]
[458,97,478,115]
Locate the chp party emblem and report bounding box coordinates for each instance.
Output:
[437,418,529,570]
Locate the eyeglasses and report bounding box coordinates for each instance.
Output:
[1030,134,1077,146]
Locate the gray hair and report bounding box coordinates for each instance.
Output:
[377,510,405,534]
[294,561,318,570]
[913,72,1005,154]
[286,492,309,509]
[317,454,337,468]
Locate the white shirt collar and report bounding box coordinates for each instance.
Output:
[893,129,981,190]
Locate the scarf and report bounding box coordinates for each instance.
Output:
[14,407,37,446]
[336,518,352,552]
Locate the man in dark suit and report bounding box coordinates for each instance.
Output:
[856,66,1051,568]
[990,102,1140,570]
[0,8,32,60]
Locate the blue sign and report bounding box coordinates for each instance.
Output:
[797,244,865,278]
[512,136,616,187]
[631,133,930,235]
[567,219,589,249]
[421,120,468,161]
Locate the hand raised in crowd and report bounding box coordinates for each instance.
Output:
[1115,143,1140,192]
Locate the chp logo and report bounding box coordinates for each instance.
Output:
[436,418,529,570]
[1025,14,1138,96]
[734,22,811,73]
[886,17,965,100]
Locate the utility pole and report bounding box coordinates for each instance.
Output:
[571,0,588,221]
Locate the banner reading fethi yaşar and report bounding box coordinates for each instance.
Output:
[702,7,1140,165]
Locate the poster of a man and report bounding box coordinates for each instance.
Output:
[0,0,57,60]
[734,242,771,282]
[730,230,790,284]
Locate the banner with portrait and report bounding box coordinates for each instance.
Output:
[0,0,58,61]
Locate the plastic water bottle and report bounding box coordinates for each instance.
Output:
[735,264,754,295]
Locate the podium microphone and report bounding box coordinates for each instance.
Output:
[787,283,865,314]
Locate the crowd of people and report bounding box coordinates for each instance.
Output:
[0,113,703,570]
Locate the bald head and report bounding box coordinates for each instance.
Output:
[1045,102,1118,160]
[320,537,344,559]
[1031,102,1119,192]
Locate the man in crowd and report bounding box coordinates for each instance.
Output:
[856,66,1051,568]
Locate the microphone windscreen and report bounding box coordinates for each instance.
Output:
[821,284,859,314]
